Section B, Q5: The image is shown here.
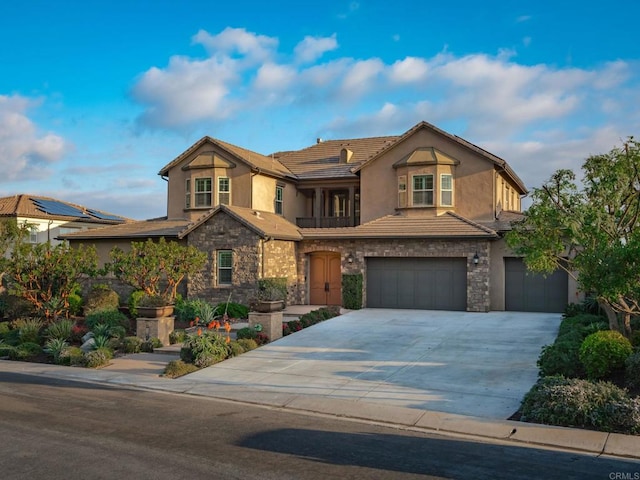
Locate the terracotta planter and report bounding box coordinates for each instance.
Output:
[254,300,284,313]
[137,305,175,318]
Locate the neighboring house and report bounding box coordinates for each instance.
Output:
[65,121,576,312]
[0,194,130,247]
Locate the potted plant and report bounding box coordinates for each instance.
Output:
[254,278,287,313]
[137,294,174,318]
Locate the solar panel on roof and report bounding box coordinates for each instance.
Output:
[32,198,90,218]
[86,209,125,222]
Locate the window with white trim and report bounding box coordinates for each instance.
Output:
[275,185,283,215]
[194,177,212,207]
[218,177,230,205]
[217,250,232,285]
[440,174,453,206]
[185,179,191,209]
[29,227,38,244]
[412,174,434,206]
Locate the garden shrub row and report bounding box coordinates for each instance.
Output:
[176,332,261,373]
[282,306,341,336]
[521,305,640,435]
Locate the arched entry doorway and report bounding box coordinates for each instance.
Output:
[309,252,342,305]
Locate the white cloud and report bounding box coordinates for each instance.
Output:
[339,58,385,98]
[388,57,429,84]
[254,63,297,91]
[294,34,338,64]
[192,27,278,63]
[0,94,67,181]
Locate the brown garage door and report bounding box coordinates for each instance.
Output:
[366,257,467,310]
[505,258,568,312]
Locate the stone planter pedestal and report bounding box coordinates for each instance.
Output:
[249,311,283,342]
[136,316,174,346]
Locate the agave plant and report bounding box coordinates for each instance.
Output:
[44,338,69,364]
[92,334,112,350]
[45,319,74,341]
[195,302,219,325]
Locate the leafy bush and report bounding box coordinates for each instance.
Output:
[44,338,69,364]
[174,297,205,323]
[236,327,257,340]
[169,329,186,344]
[84,347,113,368]
[521,376,640,434]
[342,274,363,310]
[85,309,130,332]
[84,284,120,315]
[127,290,145,318]
[579,330,633,379]
[226,340,245,357]
[236,338,258,351]
[195,301,218,325]
[257,277,287,303]
[0,293,35,320]
[13,318,44,344]
[9,341,42,361]
[626,352,640,392]
[67,291,83,316]
[0,344,16,357]
[181,333,228,367]
[140,338,161,352]
[537,332,585,378]
[557,314,607,337]
[59,346,85,366]
[216,302,248,319]
[122,336,143,353]
[283,307,341,336]
[71,323,89,343]
[255,332,269,345]
[163,360,199,378]
[0,321,10,337]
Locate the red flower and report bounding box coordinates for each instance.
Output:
[197,327,202,336]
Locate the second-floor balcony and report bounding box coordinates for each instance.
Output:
[296,216,359,228]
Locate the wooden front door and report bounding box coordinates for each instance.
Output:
[309,252,342,305]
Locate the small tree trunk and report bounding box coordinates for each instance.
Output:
[623,312,632,339]
[600,300,621,333]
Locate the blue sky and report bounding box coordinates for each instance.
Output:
[1,0,638,219]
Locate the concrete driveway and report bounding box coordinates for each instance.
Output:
[187,309,561,419]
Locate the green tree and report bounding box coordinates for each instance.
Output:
[0,219,31,291]
[108,237,207,301]
[7,242,98,321]
[507,138,640,337]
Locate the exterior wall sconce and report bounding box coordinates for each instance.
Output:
[347,253,354,264]
[473,252,479,265]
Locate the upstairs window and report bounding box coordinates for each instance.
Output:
[29,227,38,244]
[185,179,191,209]
[412,174,434,206]
[440,174,453,206]
[275,185,283,215]
[217,250,232,285]
[195,177,212,208]
[218,177,230,205]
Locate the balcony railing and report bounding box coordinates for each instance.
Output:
[296,216,357,228]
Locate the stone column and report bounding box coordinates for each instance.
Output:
[136,317,174,346]
[248,311,283,342]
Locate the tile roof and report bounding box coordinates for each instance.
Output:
[480,210,525,233]
[276,136,398,180]
[179,205,302,241]
[158,136,294,179]
[0,194,130,224]
[300,212,498,239]
[60,218,191,240]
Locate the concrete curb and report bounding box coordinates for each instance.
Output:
[1,359,638,460]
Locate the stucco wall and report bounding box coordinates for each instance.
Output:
[359,128,498,224]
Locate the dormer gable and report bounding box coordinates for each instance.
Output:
[393,147,460,168]
[182,151,236,171]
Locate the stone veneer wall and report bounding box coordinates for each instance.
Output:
[186,213,299,306]
[187,213,262,305]
[297,238,491,312]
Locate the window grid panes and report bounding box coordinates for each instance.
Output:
[218,177,230,205]
[275,186,283,215]
[441,174,453,206]
[413,175,434,206]
[195,178,212,207]
[185,179,191,209]
[217,250,232,285]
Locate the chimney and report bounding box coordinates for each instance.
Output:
[316,138,323,144]
[340,148,354,163]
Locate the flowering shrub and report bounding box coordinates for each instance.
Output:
[282,307,340,336]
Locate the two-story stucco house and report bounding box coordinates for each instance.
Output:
[66,121,574,312]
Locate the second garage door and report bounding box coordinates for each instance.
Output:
[505,258,568,312]
[366,257,467,310]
